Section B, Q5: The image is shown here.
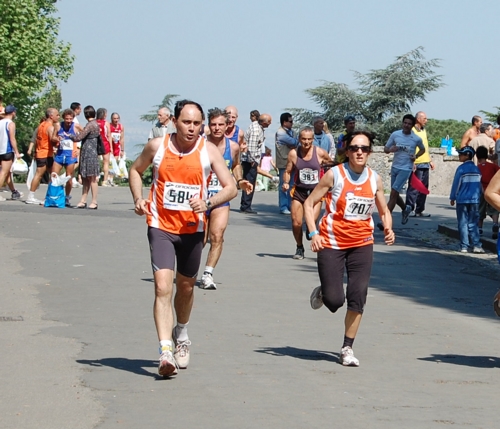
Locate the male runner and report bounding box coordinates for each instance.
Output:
[26,108,59,205]
[200,108,252,290]
[0,105,22,201]
[224,105,245,146]
[129,100,237,377]
[282,127,332,259]
[53,109,82,206]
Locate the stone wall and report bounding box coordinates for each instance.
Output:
[367,147,459,197]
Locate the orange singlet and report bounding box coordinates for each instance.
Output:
[319,163,378,250]
[147,134,211,234]
[35,121,54,158]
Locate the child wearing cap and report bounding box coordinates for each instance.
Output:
[450,146,484,253]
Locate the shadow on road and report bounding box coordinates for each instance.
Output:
[255,346,338,363]
[417,354,500,368]
[77,358,166,380]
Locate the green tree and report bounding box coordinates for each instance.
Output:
[425,119,469,148]
[140,94,180,123]
[479,107,500,124]
[289,47,444,143]
[0,0,74,152]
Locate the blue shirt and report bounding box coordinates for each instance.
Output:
[313,132,331,153]
[450,160,482,204]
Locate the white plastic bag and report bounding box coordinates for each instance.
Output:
[109,155,121,176]
[118,157,128,179]
[26,159,37,190]
[50,172,72,186]
[11,157,29,174]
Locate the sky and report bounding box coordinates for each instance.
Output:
[56,0,499,158]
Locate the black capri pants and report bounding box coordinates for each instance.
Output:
[317,244,373,314]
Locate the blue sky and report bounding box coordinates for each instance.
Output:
[57,0,499,157]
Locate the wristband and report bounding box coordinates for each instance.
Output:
[308,230,319,239]
[237,179,243,184]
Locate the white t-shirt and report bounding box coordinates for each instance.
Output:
[385,130,424,170]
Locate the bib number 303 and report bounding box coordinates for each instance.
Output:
[164,182,201,211]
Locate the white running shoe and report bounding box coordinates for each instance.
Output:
[158,350,178,377]
[339,346,359,367]
[310,286,324,310]
[173,331,191,369]
[200,272,216,290]
[0,195,6,202]
[25,196,44,205]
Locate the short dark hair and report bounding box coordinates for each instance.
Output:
[70,102,81,111]
[207,107,229,124]
[480,123,491,134]
[476,145,488,160]
[174,99,204,120]
[96,108,107,120]
[472,115,482,125]
[62,108,75,118]
[83,105,96,119]
[345,130,375,151]
[402,114,416,126]
[344,115,356,124]
[280,112,292,126]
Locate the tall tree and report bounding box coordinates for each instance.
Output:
[290,47,444,143]
[479,107,500,124]
[0,0,74,152]
[140,94,180,123]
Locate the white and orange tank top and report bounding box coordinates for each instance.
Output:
[319,163,378,250]
[147,134,211,234]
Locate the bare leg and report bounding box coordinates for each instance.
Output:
[174,272,196,325]
[205,206,229,268]
[153,269,175,341]
[291,199,304,247]
[79,177,90,205]
[64,164,75,198]
[102,153,110,183]
[29,165,47,193]
[345,310,363,339]
[0,160,13,188]
[89,176,98,207]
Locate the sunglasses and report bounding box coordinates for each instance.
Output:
[347,145,370,153]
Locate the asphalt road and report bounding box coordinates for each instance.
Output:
[1,186,499,429]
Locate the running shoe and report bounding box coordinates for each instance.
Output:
[11,190,22,200]
[158,350,178,377]
[200,272,216,290]
[0,195,6,202]
[376,222,384,231]
[459,248,468,253]
[173,330,191,369]
[310,286,323,310]
[293,246,305,260]
[305,226,311,241]
[472,247,485,254]
[25,196,44,205]
[401,205,412,225]
[339,346,359,367]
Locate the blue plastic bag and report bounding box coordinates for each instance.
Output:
[441,135,454,155]
[44,183,65,209]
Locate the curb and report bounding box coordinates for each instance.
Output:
[437,224,498,254]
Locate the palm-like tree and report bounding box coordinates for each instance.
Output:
[139,94,180,123]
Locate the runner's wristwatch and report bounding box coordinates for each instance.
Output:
[205,200,212,210]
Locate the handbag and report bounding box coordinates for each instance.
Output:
[96,133,106,155]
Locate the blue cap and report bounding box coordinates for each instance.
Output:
[457,146,475,157]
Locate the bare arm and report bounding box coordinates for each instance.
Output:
[304,169,334,252]
[120,124,125,155]
[190,143,238,213]
[374,175,395,245]
[282,150,297,192]
[460,130,471,148]
[230,141,252,194]
[129,137,162,216]
[7,122,21,158]
[485,170,500,211]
